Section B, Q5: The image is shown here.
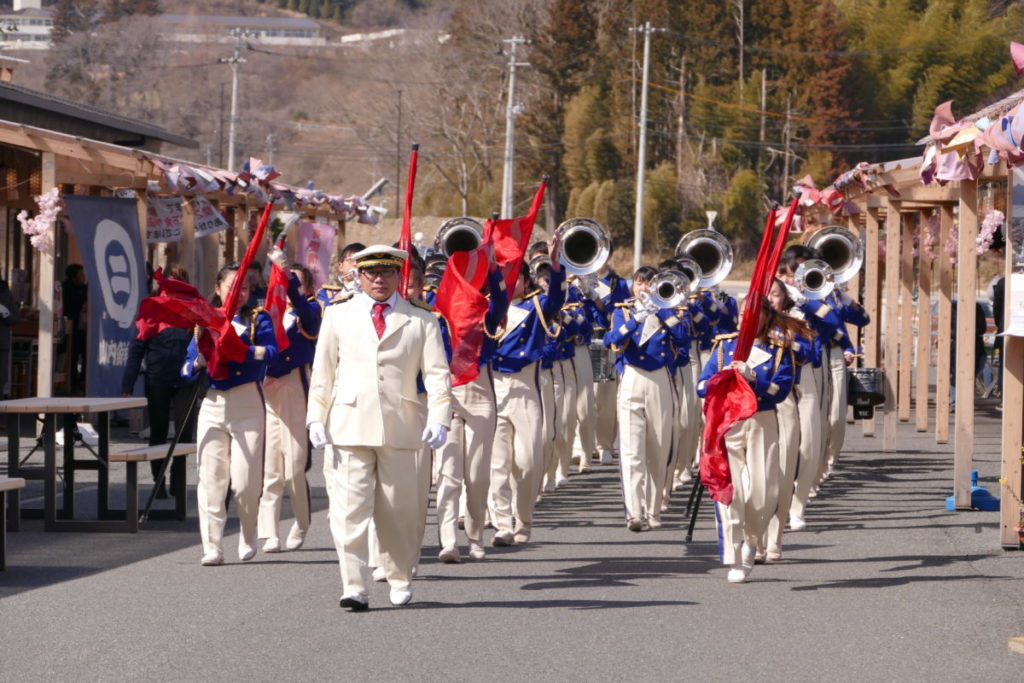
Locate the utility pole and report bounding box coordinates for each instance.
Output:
[759,68,767,144]
[782,94,792,198]
[396,88,402,217]
[734,0,745,106]
[629,21,666,272]
[265,134,276,165]
[220,28,254,172]
[501,36,528,219]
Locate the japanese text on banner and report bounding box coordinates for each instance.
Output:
[146,196,184,243]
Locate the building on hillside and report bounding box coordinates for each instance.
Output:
[338,28,449,49]
[0,1,54,51]
[156,14,326,47]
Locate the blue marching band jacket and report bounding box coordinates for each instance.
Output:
[696,332,795,412]
[267,273,323,379]
[491,266,566,375]
[603,302,690,375]
[184,310,280,392]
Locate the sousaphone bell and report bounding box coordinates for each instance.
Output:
[674,229,733,289]
[434,217,483,257]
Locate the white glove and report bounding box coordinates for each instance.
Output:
[308,421,329,449]
[731,360,756,381]
[0,303,9,318]
[421,423,449,449]
[633,304,651,323]
[268,246,289,270]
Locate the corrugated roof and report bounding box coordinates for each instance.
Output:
[157,14,320,30]
[0,82,198,148]
[916,88,1024,145]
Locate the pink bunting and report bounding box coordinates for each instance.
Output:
[1011,41,1024,76]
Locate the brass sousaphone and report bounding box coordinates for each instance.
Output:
[804,225,863,286]
[554,218,611,275]
[674,229,733,289]
[434,217,484,257]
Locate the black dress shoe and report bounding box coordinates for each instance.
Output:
[339,595,369,612]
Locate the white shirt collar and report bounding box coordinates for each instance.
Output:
[359,290,399,316]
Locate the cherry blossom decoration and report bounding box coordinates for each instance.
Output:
[16,187,62,253]
[978,209,1003,255]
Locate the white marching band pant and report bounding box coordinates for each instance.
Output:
[616,365,673,522]
[573,344,598,465]
[436,369,497,550]
[715,410,780,566]
[489,362,545,536]
[765,391,799,553]
[554,358,578,482]
[197,383,266,556]
[258,367,311,542]
[823,345,849,476]
[790,361,825,521]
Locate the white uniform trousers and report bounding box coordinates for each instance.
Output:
[258,367,311,542]
[790,362,825,520]
[554,358,578,481]
[595,359,618,453]
[489,363,544,536]
[715,410,780,565]
[814,352,835,486]
[573,345,597,467]
[765,392,799,553]
[824,345,849,473]
[616,365,673,522]
[436,370,496,550]
[324,444,420,597]
[197,383,266,556]
[667,364,699,498]
[540,367,558,488]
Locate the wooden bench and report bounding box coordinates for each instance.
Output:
[109,443,196,532]
[1,476,26,569]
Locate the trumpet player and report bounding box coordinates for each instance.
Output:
[603,267,688,532]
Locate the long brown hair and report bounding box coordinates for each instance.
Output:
[757,296,811,345]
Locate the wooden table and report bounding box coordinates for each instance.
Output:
[2,396,146,532]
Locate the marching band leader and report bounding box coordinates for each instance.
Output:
[306,245,452,612]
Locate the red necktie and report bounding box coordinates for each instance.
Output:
[372,302,388,339]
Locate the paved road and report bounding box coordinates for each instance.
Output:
[2,402,1022,681]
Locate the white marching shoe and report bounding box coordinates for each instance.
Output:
[239,539,257,562]
[390,588,413,607]
[200,549,224,566]
[262,537,282,553]
[372,566,388,582]
[599,449,614,465]
[789,515,807,531]
[285,523,306,551]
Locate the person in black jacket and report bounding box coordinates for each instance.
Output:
[63,264,88,394]
[0,278,19,398]
[122,265,203,498]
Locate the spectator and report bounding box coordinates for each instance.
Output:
[63,264,88,394]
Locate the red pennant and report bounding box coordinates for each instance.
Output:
[399,144,419,298]
[435,247,491,387]
[265,264,291,353]
[483,180,547,302]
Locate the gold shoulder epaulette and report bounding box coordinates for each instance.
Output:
[525,289,543,299]
[411,298,433,312]
[331,292,354,305]
[321,284,342,291]
[712,332,739,342]
[614,301,633,309]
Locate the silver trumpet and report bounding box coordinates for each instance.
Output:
[648,269,692,309]
[554,218,611,275]
[674,229,733,289]
[793,258,835,300]
[434,217,483,257]
[805,225,863,286]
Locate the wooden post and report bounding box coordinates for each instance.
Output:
[882,200,901,451]
[863,207,881,436]
[936,204,954,443]
[36,152,56,398]
[915,211,934,432]
[898,211,915,422]
[954,179,978,509]
[179,198,196,282]
[1000,169,1024,547]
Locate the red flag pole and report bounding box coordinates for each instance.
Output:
[224,201,273,317]
[399,143,419,299]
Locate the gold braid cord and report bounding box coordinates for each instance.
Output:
[533,294,562,339]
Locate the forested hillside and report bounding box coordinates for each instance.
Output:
[27,0,1024,261]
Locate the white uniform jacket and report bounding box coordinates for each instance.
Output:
[307,295,452,450]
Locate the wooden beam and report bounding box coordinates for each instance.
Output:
[36,152,55,398]
[883,199,901,451]
[1000,170,1024,547]
[915,211,934,432]
[0,125,148,174]
[954,179,978,509]
[898,213,915,422]
[862,208,881,436]
[935,205,954,443]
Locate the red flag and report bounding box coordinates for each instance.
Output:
[483,179,547,302]
[264,264,291,353]
[699,199,799,504]
[399,144,419,299]
[435,247,491,387]
[135,268,226,340]
[204,201,274,380]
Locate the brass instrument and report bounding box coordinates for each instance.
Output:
[424,254,447,290]
[528,253,551,281]
[674,229,733,288]
[794,258,835,300]
[554,218,610,276]
[805,225,863,285]
[648,269,691,309]
[673,256,703,295]
[434,217,483,257]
